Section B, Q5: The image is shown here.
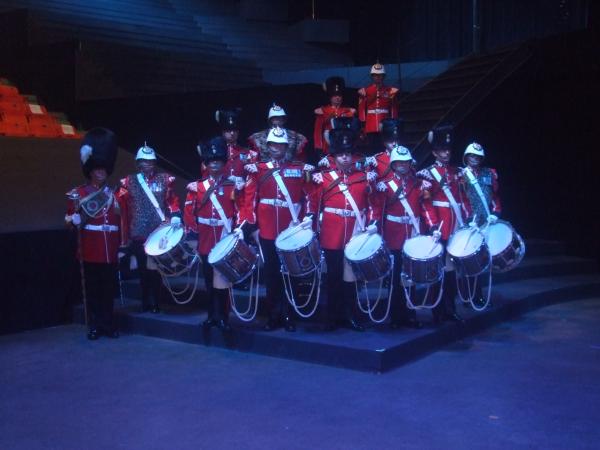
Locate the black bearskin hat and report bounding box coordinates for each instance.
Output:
[427,124,454,150]
[215,108,242,131]
[80,127,118,179]
[323,76,345,96]
[198,136,228,163]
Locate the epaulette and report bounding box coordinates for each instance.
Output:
[390,87,399,95]
[186,181,198,192]
[314,107,323,115]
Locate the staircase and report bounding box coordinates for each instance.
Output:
[400,44,533,163]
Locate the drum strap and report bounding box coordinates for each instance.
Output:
[202,180,232,233]
[137,173,166,221]
[270,168,300,223]
[463,167,491,217]
[429,167,464,227]
[330,171,365,230]
[387,180,420,236]
[257,166,279,189]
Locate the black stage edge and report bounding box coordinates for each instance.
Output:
[74,241,600,372]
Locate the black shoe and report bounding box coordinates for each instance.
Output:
[344,319,365,332]
[445,312,466,324]
[150,305,161,314]
[263,318,281,331]
[203,317,217,328]
[216,319,232,333]
[283,317,296,332]
[87,329,99,340]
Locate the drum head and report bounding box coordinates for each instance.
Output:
[484,221,513,256]
[403,235,443,259]
[344,233,383,262]
[208,233,237,264]
[144,224,184,256]
[447,227,485,257]
[275,225,314,251]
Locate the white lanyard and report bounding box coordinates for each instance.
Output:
[388,179,420,235]
[137,173,166,221]
[430,167,464,227]
[463,167,491,217]
[203,179,231,233]
[330,171,365,230]
[267,161,299,223]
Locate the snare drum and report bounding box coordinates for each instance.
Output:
[208,233,258,284]
[144,224,198,275]
[344,232,392,282]
[482,220,525,273]
[275,224,322,277]
[402,235,444,285]
[447,226,490,277]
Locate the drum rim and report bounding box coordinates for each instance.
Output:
[344,232,384,262]
[207,233,240,264]
[275,226,316,252]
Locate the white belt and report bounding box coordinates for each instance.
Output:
[324,207,361,218]
[197,217,225,226]
[386,214,412,224]
[260,198,299,209]
[367,109,389,114]
[84,224,119,232]
[432,201,462,208]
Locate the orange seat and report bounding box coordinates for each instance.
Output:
[0,97,28,114]
[0,84,19,97]
[28,114,60,138]
[0,112,30,137]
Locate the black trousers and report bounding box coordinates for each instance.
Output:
[200,254,229,321]
[83,262,117,332]
[323,249,358,323]
[130,240,162,309]
[390,250,417,323]
[259,237,292,321]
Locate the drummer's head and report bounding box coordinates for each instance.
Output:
[266,127,289,161]
[200,137,228,176]
[334,151,354,171]
[428,125,453,164]
[330,128,356,171]
[390,145,414,176]
[206,158,225,176]
[135,143,158,176]
[216,109,241,145]
[463,142,485,168]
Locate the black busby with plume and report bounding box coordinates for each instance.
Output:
[215,108,242,131]
[323,76,345,97]
[380,118,405,144]
[198,136,228,163]
[80,127,118,179]
[427,124,454,150]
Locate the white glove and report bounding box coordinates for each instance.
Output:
[235,180,245,190]
[366,224,377,235]
[118,251,126,260]
[244,163,258,173]
[233,227,244,238]
[487,214,498,224]
[170,216,182,226]
[318,156,330,168]
[432,229,442,241]
[301,215,313,229]
[71,213,81,226]
[365,156,378,168]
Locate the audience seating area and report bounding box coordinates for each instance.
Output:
[0,79,80,138]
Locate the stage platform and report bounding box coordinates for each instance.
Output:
[75,240,600,372]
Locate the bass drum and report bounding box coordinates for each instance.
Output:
[208,233,258,284]
[344,232,392,282]
[144,223,198,275]
[402,235,444,285]
[482,220,526,273]
[275,224,322,277]
[447,226,490,277]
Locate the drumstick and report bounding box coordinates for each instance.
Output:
[427,220,444,255]
[279,224,306,241]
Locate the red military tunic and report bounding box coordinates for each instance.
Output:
[117,171,180,244]
[311,168,376,250]
[240,160,314,240]
[183,176,242,256]
[200,143,257,180]
[417,162,468,240]
[313,105,356,153]
[357,84,399,134]
[367,149,394,181]
[371,174,434,250]
[66,184,122,264]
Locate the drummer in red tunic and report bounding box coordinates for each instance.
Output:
[417,125,467,324]
[66,128,122,340]
[201,108,258,181]
[310,125,378,332]
[240,127,315,331]
[117,144,181,313]
[371,145,433,329]
[313,76,356,160]
[365,118,405,182]
[184,137,245,332]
